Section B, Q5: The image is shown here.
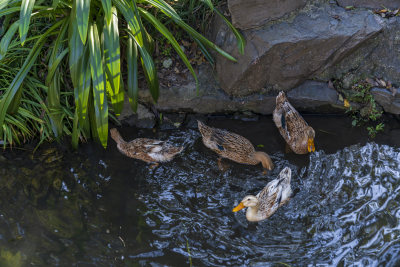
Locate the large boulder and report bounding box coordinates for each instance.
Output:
[214,4,384,97]
[227,0,307,30]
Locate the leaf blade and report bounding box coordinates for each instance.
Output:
[19,0,35,45]
[76,0,90,44]
[88,23,108,148]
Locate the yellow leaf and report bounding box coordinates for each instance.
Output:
[344,99,350,108]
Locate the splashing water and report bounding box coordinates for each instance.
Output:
[0,126,400,266]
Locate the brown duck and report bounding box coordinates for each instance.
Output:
[110,128,183,165]
[197,121,274,173]
[232,167,292,222]
[273,91,315,154]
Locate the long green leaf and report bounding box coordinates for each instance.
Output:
[7,83,23,114]
[19,0,35,45]
[101,0,111,25]
[103,6,122,115]
[76,0,90,44]
[76,46,91,124]
[0,7,20,17]
[139,8,198,92]
[88,23,108,148]
[127,27,138,112]
[0,19,64,136]
[0,20,18,60]
[48,70,63,137]
[46,18,68,138]
[0,0,10,10]
[127,30,159,102]
[115,0,158,101]
[144,0,237,62]
[69,0,90,125]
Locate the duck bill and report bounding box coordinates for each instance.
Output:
[307,138,315,153]
[232,202,245,212]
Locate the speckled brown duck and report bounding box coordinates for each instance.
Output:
[232,167,292,222]
[197,120,273,173]
[273,91,315,154]
[110,128,183,165]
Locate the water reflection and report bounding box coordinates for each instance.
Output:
[0,120,399,266]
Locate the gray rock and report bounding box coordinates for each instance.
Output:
[371,87,400,114]
[119,99,156,128]
[162,58,173,69]
[287,80,340,111]
[337,0,400,9]
[318,17,400,90]
[214,4,383,97]
[136,66,344,115]
[227,0,307,30]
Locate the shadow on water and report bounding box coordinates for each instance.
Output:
[0,114,400,266]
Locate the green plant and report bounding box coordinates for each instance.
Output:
[0,0,245,148]
[340,80,385,138]
[367,123,384,138]
[0,27,76,148]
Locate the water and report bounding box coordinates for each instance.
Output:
[0,115,400,266]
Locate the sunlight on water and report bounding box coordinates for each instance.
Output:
[138,140,400,266]
[0,127,400,266]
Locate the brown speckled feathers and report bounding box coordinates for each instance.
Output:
[110,128,183,163]
[273,91,315,154]
[255,167,292,220]
[198,120,258,165]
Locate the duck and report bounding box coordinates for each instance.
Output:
[232,167,292,222]
[110,128,183,166]
[273,91,315,154]
[197,120,273,173]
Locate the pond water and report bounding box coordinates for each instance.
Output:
[0,115,400,266]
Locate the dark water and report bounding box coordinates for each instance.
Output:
[1,115,400,266]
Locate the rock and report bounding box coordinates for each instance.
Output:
[337,0,400,9]
[214,4,383,97]
[139,65,278,115]
[137,65,345,115]
[162,58,173,69]
[227,0,307,30]
[287,81,340,112]
[371,87,400,114]
[318,17,400,92]
[119,98,156,128]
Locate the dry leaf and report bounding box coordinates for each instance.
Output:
[376,78,386,87]
[365,77,377,86]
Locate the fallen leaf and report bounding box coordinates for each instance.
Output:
[365,77,377,86]
[344,99,350,108]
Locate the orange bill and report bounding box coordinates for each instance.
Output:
[232,202,245,212]
[307,138,315,153]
